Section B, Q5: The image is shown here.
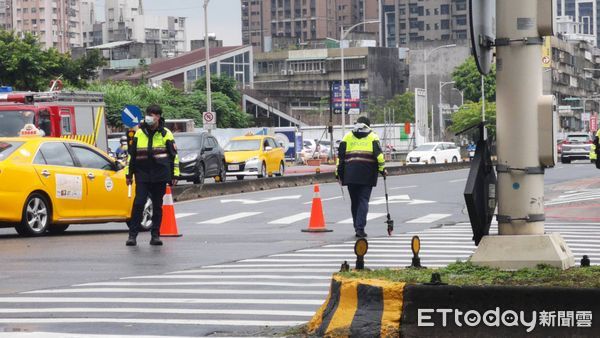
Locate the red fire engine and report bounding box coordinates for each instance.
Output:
[0,88,108,151]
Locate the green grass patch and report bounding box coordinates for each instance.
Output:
[338,262,600,288]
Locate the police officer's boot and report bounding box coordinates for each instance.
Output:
[150,232,163,246]
[126,235,137,246]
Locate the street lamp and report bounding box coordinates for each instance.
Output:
[340,19,380,136]
[424,44,456,141]
[452,88,464,106]
[204,0,213,133]
[438,81,455,140]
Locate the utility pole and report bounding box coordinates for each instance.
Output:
[204,0,212,134]
[471,0,574,269]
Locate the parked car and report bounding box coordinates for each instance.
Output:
[224,135,285,180]
[560,133,592,164]
[174,132,226,184]
[406,142,461,165]
[0,135,155,236]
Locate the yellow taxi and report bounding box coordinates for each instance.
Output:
[0,134,148,236]
[224,135,285,180]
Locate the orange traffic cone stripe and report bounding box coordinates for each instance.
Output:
[302,184,333,233]
[160,185,182,237]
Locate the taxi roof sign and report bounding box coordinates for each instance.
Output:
[19,124,43,137]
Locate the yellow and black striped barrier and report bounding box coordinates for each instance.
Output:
[61,106,105,147]
[307,275,405,337]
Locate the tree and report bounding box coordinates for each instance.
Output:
[194,75,242,103]
[368,92,415,124]
[0,31,105,91]
[87,81,252,129]
[452,57,496,103]
[449,101,497,139]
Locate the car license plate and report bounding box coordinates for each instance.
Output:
[228,165,240,171]
[410,158,418,162]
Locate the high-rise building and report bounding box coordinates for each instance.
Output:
[103,0,188,56]
[242,0,383,52]
[556,0,598,46]
[81,0,96,47]
[1,0,83,52]
[382,0,469,47]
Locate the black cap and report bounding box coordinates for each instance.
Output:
[356,116,371,127]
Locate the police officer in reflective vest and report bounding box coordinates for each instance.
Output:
[126,105,180,246]
[336,116,386,238]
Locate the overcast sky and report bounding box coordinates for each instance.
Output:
[95,0,243,45]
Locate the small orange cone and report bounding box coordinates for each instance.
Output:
[302,184,333,232]
[160,185,182,237]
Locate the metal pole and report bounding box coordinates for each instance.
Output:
[496,0,543,236]
[204,0,212,134]
[482,75,486,139]
[341,25,346,136]
[438,81,442,141]
[423,50,428,141]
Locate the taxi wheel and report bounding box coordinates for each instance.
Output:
[47,224,69,234]
[17,193,50,237]
[275,162,285,177]
[430,157,436,164]
[257,162,267,178]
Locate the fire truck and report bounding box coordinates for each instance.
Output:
[0,87,108,151]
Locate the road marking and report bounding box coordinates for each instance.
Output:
[370,195,435,205]
[221,195,301,205]
[167,268,337,274]
[450,178,467,183]
[22,288,328,296]
[272,253,470,258]
[268,212,311,224]
[390,185,418,190]
[175,213,196,219]
[337,213,386,224]
[122,274,332,280]
[198,212,262,224]
[75,281,330,287]
[295,249,474,254]
[0,318,306,327]
[0,307,316,317]
[407,214,452,223]
[0,297,324,305]
[303,196,342,204]
[240,258,465,263]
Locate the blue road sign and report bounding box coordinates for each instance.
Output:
[121,105,143,128]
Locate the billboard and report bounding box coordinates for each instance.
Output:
[331,81,361,115]
[414,88,428,146]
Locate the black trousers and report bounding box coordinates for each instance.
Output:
[129,181,167,237]
[347,184,373,232]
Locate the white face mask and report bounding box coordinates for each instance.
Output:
[144,115,156,125]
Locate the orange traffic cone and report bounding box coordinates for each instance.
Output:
[160,185,182,237]
[302,184,333,232]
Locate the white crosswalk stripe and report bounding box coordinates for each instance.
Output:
[546,189,600,206]
[197,212,263,224]
[1,221,597,336]
[406,213,452,223]
[337,213,386,224]
[268,212,311,225]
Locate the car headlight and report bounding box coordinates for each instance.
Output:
[181,153,198,162]
[246,156,259,163]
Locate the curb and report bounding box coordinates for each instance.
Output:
[307,276,600,337]
[307,276,405,337]
[172,162,469,202]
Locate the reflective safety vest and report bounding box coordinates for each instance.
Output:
[336,130,385,186]
[126,125,180,183]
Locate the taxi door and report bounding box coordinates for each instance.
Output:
[68,144,130,219]
[32,142,87,220]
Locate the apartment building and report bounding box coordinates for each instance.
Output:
[81,0,96,47]
[1,0,83,52]
[242,0,382,52]
[556,0,599,47]
[104,0,188,57]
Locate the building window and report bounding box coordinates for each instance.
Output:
[456,15,467,26]
[441,4,449,15]
[441,19,450,29]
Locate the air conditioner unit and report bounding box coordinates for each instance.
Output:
[288,69,295,75]
[359,64,366,70]
[321,68,327,74]
[281,69,288,75]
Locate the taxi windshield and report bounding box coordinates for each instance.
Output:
[224,140,261,152]
[0,141,24,161]
[0,111,35,137]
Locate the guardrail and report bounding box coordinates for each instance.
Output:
[172,162,470,202]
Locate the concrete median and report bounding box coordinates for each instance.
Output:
[172,162,470,202]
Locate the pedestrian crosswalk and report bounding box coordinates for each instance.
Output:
[191,211,453,225]
[1,222,597,336]
[546,189,600,206]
